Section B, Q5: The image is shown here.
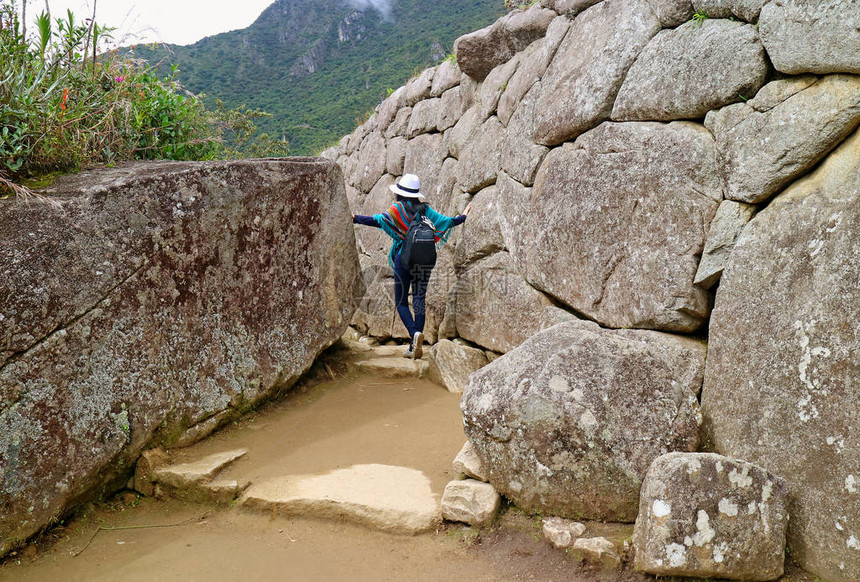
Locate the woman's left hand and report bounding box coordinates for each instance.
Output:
[464,203,472,216]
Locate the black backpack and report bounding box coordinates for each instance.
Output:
[400,204,437,270]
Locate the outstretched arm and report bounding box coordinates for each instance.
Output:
[352,214,381,228]
[450,203,472,226]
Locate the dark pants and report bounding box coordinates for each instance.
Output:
[393,252,432,338]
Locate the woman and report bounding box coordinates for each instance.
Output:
[352,173,471,359]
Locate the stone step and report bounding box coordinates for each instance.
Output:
[239,464,440,535]
[355,356,430,378]
[153,449,248,489]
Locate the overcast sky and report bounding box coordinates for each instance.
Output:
[17,0,277,46]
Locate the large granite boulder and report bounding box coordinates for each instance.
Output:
[701,129,860,582]
[501,84,550,186]
[612,19,768,121]
[645,0,695,27]
[534,0,662,146]
[461,320,705,522]
[428,339,489,394]
[457,116,504,193]
[454,6,556,82]
[706,74,860,204]
[634,453,789,580]
[496,18,568,126]
[453,252,550,353]
[453,185,505,267]
[691,0,767,22]
[404,132,447,200]
[479,56,520,122]
[758,0,860,75]
[526,121,720,332]
[0,159,360,556]
[355,132,387,193]
[430,60,461,97]
[406,98,441,138]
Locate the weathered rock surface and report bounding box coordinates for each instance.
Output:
[430,60,461,97]
[240,464,439,535]
[633,452,789,581]
[479,57,520,122]
[440,479,501,526]
[692,0,767,22]
[438,87,468,132]
[406,98,441,138]
[701,129,860,582]
[534,0,662,146]
[428,339,488,394]
[540,0,602,17]
[133,448,170,497]
[571,537,622,568]
[453,186,505,266]
[153,449,248,488]
[350,265,406,341]
[454,252,551,353]
[527,121,720,332]
[706,74,860,204]
[542,516,586,549]
[759,0,860,75]
[496,20,566,126]
[646,0,695,27]
[457,116,504,193]
[693,200,757,289]
[0,159,359,555]
[461,320,705,522]
[501,85,549,186]
[612,19,768,121]
[404,68,435,107]
[454,6,556,82]
[385,136,407,175]
[453,441,489,482]
[405,133,447,196]
[355,132,387,193]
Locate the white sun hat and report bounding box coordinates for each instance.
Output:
[389,173,425,200]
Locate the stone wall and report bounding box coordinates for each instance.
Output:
[325,1,859,580]
[0,159,361,555]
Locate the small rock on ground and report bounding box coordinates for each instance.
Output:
[542,516,586,549]
[571,537,622,568]
[441,479,501,526]
[452,440,489,482]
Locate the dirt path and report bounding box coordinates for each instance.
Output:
[0,357,640,582]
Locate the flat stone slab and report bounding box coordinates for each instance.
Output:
[355,357,430,378]
[240,464,440,535]
[152,449,248,488]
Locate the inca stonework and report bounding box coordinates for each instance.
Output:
[0,159,361,556]
[325,1,860,580]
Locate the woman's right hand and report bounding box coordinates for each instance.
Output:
[464,204,472,216]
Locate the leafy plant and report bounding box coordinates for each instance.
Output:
[692,10,709,28]
[0,0,287,196]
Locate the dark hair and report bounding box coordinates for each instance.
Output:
[397,195,422,211]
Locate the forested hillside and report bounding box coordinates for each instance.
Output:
[129,0,504,154]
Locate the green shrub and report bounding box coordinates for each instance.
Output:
[0,1,286,196]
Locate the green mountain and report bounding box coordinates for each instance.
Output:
[128,0,504,155]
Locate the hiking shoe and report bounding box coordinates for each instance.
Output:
[412,331,424,360]
[402,347,415,358]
